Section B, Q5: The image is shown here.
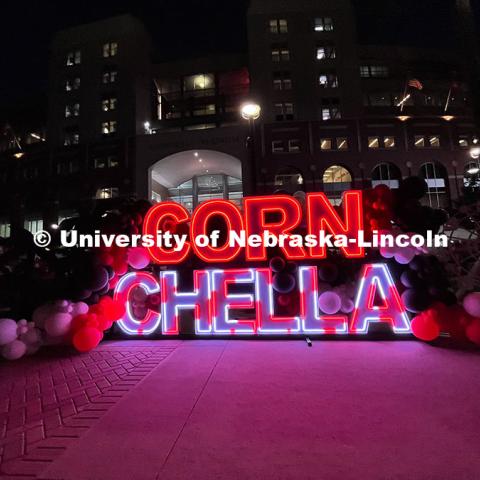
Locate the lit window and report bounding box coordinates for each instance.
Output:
[193,104,216,116]
[66,50,81,66]
[274,102,294,121]
[360,65,389,78]
[64,131,79,146]
[94,157,106,169]
[102,70,118,84]
[315,17,334,32]
[65,77,80,91]
[368,137,380,149]
[316,46,336,60]
[322,108,341,121]
[320,138,332,150]
[429,136,440,148]
[94,156,119,169]
[65,103,80,118]
[414,136,426,148]
[336,137,348,150]
[103,42,118,58]
[184,73,215,94]
[269,19,288,34]
[96,187,119,199]
[321,98,341,121]
[102,98,117,112]
[288,139,301,152]
[272,140,286,153]
[271,45,290,62]
[24,218,43,234]
[108,155,119,167]
[102,121,117,135]
[0,222,11,238]
[273,72,292,90]
[319,73,338,88]
[384,136,396,149]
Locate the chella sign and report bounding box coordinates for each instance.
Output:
[114,191,412,336]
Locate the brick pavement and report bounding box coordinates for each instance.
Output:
[0,342,178,479]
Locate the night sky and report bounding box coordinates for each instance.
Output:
[0,0,474,124]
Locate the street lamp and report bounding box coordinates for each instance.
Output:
[241,103,261,121]
[241,103,261,195]
[469,146,480,160]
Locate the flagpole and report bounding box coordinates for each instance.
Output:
[400,76,409,112]
[444,87,453,113]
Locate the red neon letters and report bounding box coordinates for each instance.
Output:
[143,191,364,264]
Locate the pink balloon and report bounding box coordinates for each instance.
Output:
[463,292,480,318]
[127,247,151,270]
[71,302,89,317]
[0,319,18,346]
[2,340,27,360]
[45,313,72,337]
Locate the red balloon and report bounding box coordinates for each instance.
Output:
[98,296,126,321]
[411,311,440,342]
[73,327,103,352]
[466,318,480,346]
[277,294,292,307]
[97,252,114,266]
[113,260,128,276]
[108,276,119,291]
[71,314,90,333]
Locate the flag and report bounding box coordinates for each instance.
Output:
[408,78,424,90]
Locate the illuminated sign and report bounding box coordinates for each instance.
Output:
[143,192,364,263]
[114,264,410,336]
[114,190,412,337]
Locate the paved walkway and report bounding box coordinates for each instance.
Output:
[1,340,480,479]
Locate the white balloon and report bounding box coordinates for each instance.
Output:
[2,340,27,360]
[0,319,18,346]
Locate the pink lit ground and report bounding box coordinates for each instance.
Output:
[1,340,480,479]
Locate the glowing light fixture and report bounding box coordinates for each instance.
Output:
[470,147,480,160]
[241,103,261,121]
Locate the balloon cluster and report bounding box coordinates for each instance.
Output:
[33,299,89,340]
[399,255,456,314]
[0,318,42,360]
[70,296,125,352]
[378,230,429,265]
[363,184,395,236]
[411,295,480,346]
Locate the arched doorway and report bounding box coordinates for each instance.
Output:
[274,166,305,194]
[419,162,449,208]
[371,163,401,189]
[323,165,352,205]
[149,150,243,211]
